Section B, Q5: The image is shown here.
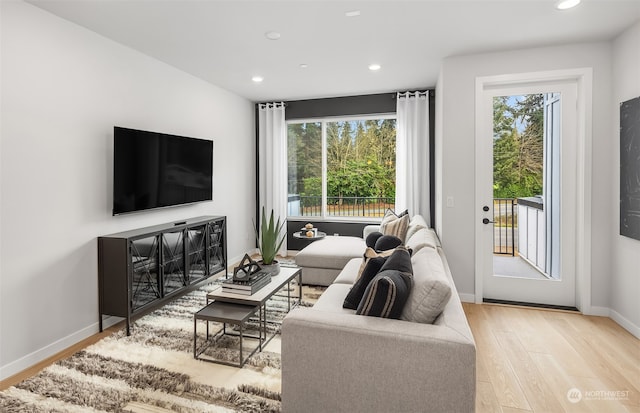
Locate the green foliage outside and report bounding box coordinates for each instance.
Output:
[288,122,322,196]
[287,119,396,203]
[493,95,544,199]
[302,160,395,200]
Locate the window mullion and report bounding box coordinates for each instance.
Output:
[321,121,327,218]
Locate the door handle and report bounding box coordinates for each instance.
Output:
[482,218,495,225]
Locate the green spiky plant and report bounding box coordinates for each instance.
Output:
[254,206,286,265]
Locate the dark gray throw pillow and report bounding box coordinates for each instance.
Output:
[374,235,403,252]
[365,231,384,248]
[356,269,412,319]
[343,256,388,309]
[379,246,413,275]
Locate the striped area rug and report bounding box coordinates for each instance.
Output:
[0,280,325,413]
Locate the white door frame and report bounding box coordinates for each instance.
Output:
[474,68,594,313]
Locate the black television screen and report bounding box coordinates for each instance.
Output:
[113,127,213,215]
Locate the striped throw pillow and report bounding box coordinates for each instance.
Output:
[380,209,410,241]
[356,270,412,319]
[355,247,413,318]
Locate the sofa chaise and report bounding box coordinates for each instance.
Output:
[293,235,367,286]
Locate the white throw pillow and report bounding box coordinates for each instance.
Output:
[401,247,452,324]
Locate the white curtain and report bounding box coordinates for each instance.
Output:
[396,91,430,226]
[258,102,287,255]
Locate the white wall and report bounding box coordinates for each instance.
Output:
[437,42,614,308]
[0,1,256,379]
[611,21,640,337]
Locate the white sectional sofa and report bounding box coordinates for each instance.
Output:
[282,216,476,413]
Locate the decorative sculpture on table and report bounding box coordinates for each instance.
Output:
[232,254,262,282]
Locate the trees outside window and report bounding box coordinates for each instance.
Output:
[287,116,396,218]
[493,94,544,199]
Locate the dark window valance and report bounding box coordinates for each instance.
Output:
[283,91,433,120]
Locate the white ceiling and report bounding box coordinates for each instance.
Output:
[27,0,640,102]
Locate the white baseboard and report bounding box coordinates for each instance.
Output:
[610,309,640,339]
[0,321,99,381]
[458,293,476,303]
[582,305,610,317]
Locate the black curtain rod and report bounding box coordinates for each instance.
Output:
[257,90,434,106]
[394,90,433,98]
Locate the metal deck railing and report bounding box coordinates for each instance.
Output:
[493,198,517,256]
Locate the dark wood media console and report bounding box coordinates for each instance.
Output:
[98,216,227,335]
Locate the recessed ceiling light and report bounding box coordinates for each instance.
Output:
[265,31,281,40]
[368,64,381,71]
[300,64,308,69]
[252,76,264,83]
[555,0,581,10]
[345,10,361,17]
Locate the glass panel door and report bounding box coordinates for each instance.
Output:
[162,230,185,295]
[187,225,207,284]
[130,235,160,310]
[479,80,577,307]
[207,220,225,276]
[492,94,547,279]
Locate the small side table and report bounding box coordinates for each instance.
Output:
[293,231,327,241]
[193,301,261,367]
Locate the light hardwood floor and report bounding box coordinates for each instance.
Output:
[464,303,640,413]
[2,303,639,413]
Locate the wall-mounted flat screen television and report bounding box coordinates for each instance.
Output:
[113,126,213,215]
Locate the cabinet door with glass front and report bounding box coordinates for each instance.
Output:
[207,219,226,276]
[187,224,208,284]
[130,234,161,311]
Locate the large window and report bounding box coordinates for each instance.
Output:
[287,116,396,218]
